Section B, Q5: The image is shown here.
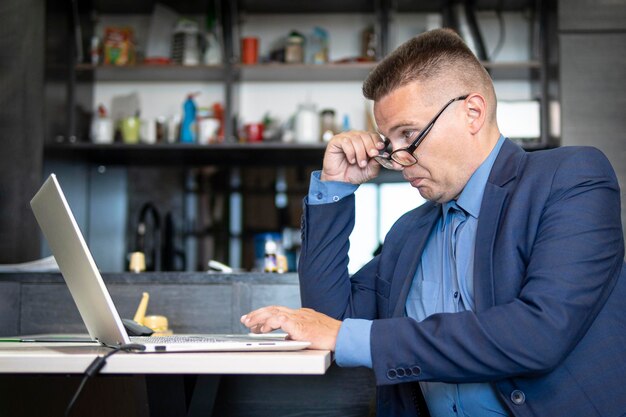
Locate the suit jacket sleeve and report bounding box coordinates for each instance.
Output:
[298,194,380,321]
[369,147,624,386]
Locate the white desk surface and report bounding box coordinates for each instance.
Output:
[0,342,331,375]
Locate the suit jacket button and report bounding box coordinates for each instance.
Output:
[396,368,406,378]
[511,390,526,405]
[411,366,421,376]
[386,369,397,379]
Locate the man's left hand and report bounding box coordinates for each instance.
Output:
[241,306,341,351]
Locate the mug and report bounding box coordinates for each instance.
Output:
[245,123,264,142]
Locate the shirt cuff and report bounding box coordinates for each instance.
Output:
[335,319,373,368]
[307,171,359,205]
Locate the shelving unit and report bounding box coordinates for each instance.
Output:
[44,0,558,271]
[47,0,554,150]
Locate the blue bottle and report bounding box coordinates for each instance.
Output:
[181,94,197,143]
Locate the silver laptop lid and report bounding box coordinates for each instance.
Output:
[30,174,131,347]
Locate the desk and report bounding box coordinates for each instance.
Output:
[0,342,331,375]
[0,342,344,417]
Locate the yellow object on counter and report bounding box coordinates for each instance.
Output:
[143,315,170,333]
[133,292,149,323]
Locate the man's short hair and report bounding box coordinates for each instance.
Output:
[362,28,494,105]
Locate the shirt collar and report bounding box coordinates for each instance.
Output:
[442,135,505,220]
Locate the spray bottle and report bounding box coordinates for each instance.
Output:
[181,93,198,143]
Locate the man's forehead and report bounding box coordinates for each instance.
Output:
[373,93,432,135]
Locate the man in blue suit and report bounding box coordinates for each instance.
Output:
[242,29,626,417]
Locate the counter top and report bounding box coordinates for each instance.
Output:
[0,271,300,285]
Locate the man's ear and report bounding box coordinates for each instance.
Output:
[465,94,487,134]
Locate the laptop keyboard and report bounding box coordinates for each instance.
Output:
[131,336,228,344]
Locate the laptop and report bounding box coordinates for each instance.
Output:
[30,174,310,353]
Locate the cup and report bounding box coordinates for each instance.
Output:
[155,117,167,143]
[140,118,156,144]
[241,37,259,64]
[91,118,114,144]
[198,118,220,145]
[245,123,264,142]
[121,116,140,144]
[167,115,181,143]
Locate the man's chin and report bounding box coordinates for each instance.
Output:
[416,186,447,204]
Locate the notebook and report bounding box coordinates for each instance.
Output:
[30,174,309,353]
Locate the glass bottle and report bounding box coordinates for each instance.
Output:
[320,109,336,142]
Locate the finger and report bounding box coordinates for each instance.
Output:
[359,132,384,158]
[350,134,370,168]
[371,133,387,153]
[335,134,358,165]
[241,306,291,328]
[258,314,288,333]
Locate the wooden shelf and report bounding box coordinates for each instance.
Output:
[239,0,534,14]
[238,0,376,14]
[73,61,539,83]
[395,0,534,12]
[237,62,377,82]
[44,142,327,166]
[75,64,226,82]
[483,60,541,80]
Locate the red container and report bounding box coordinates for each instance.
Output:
[241,37,259,64]
[245,123,264,142]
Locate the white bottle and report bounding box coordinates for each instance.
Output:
[90,104,113,144]
[295,102,320,144]
[203,32,222,65]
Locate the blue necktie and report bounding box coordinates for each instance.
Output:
[447,206,467,311]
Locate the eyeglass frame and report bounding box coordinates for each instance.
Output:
[374,94,469,169]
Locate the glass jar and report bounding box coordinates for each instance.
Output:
[285,31,305,64]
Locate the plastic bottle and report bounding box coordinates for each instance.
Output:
[181,94,197,143]
[295,101,320,143]
[90,104,113,144]
[342,114,351,132]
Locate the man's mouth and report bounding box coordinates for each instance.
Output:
[406,176,423,187]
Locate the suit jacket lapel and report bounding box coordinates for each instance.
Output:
[474,139,525,312]
[390,204,440,317]
[473,183,506,311]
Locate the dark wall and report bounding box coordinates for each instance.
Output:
[559,0,626,239]
[0,0,44,263]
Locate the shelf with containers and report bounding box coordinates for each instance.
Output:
[44,0,558,272]
[48,0,557,149]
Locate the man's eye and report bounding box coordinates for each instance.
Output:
[402,130,416,142]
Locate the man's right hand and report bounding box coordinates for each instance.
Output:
[321,131,386,184]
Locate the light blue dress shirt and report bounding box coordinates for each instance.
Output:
[307,136,509,416]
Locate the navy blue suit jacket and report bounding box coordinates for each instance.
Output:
[299,139,626,417]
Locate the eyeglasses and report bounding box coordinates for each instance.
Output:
[374,95,468,169]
